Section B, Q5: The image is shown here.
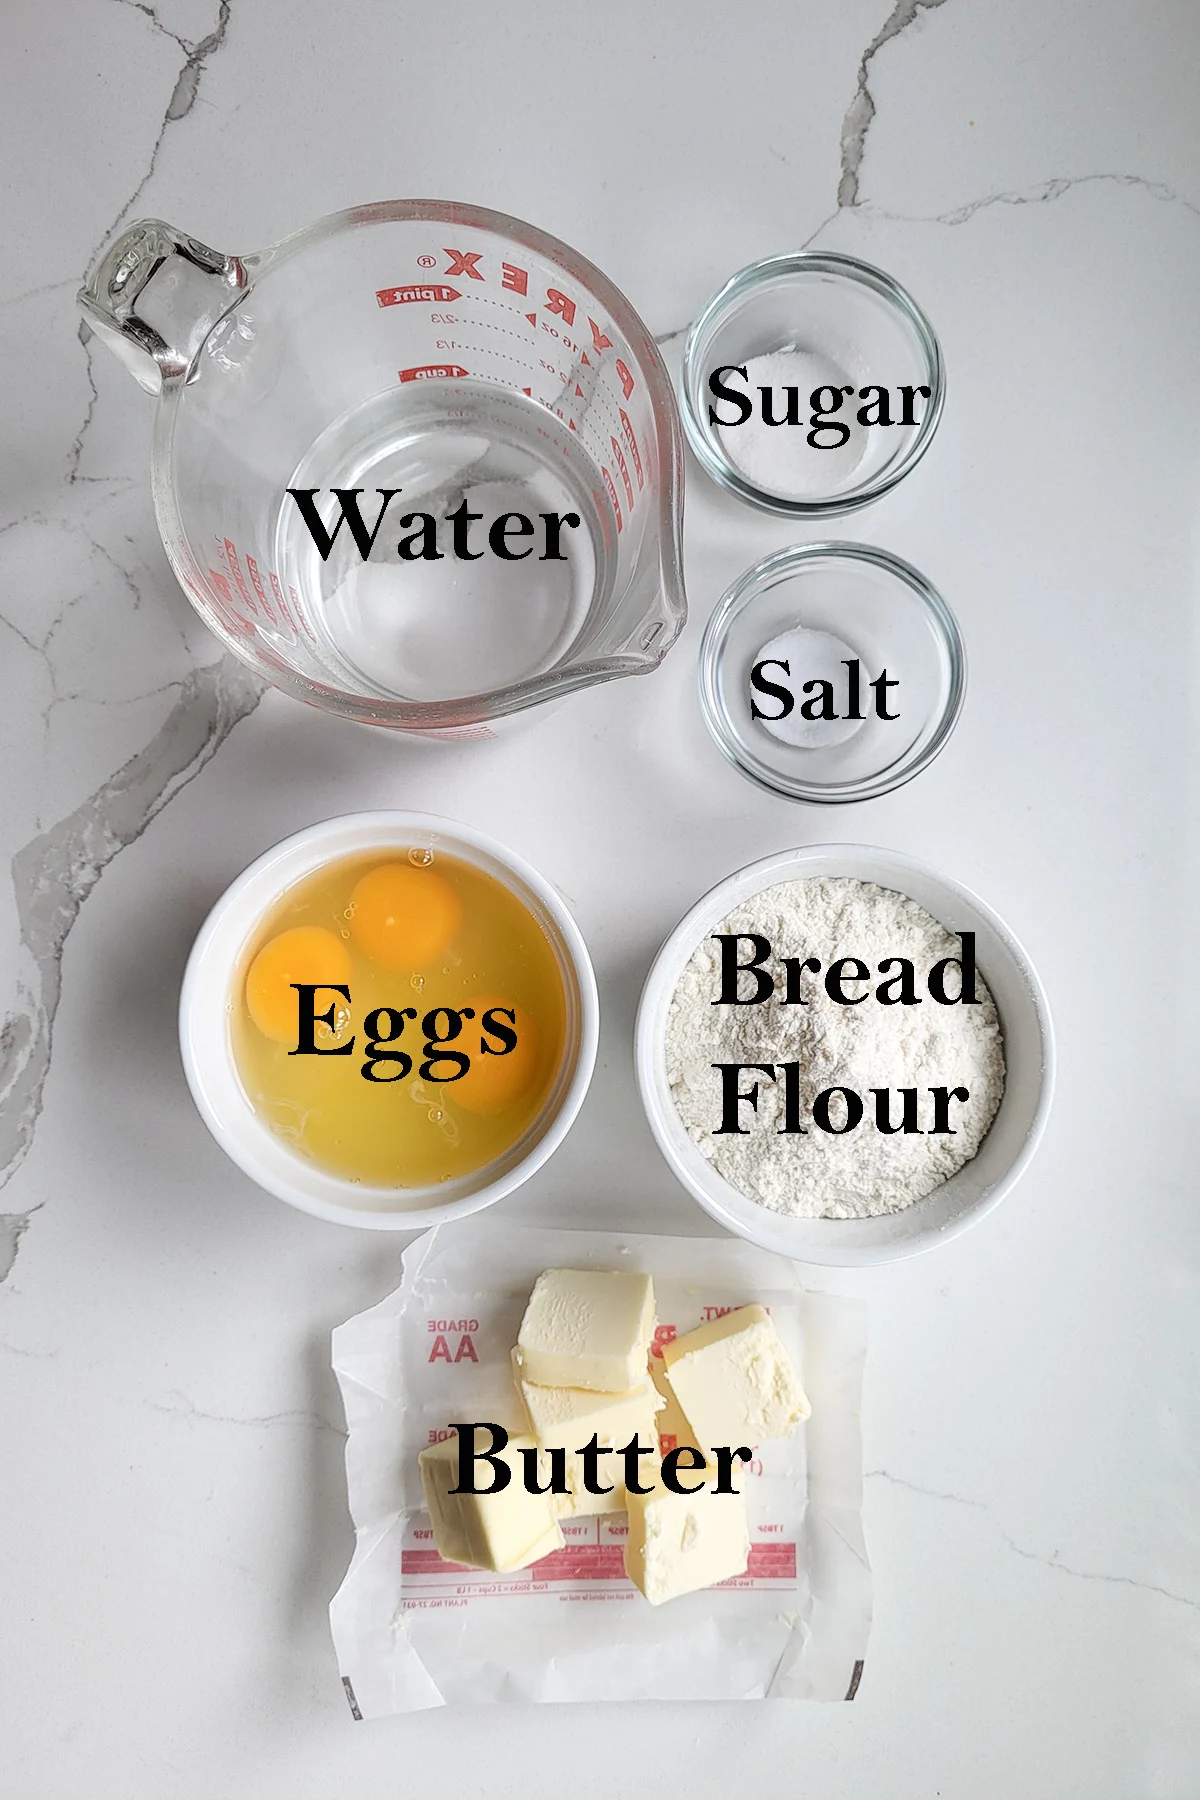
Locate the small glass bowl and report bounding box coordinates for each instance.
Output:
[681,251,944,515]
[698,542,966,804]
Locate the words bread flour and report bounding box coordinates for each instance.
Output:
[665,876,1006,1220]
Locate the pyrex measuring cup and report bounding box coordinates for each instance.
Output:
[79,202,686,729]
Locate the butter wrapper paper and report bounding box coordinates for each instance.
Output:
[330,1222,870,1712]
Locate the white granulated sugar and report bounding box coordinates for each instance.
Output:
[718,347,866,497]
[665,877,1006,1220]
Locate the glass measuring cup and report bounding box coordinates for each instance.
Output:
[79,202,686,729]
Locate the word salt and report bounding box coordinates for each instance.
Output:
[752,624,867,750]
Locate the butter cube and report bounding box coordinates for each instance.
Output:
[650,1359,702,1457]
[514,1355,663,1515]
[624,1463,750,1605]
[660,1305,810,1453]
[515,1267,655,1393]
[418,1432,563,1573]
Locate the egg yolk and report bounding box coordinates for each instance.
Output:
[453,996,539,1115]
[348,863,462,971]
[245,925,352,1046]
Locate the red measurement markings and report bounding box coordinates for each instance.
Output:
[401,1545,627,1581]
[244,553,276,623]
[268,570,298,635]
[619,407,644,489]
[399,363,468,382]
[403,1550,472,1574]
[222,538,255,614]
[288,584,318,646]
[601,466,623,532]
[377,284,462,307]
[205,567,251,638]
[389,247,635,401]
[742,1542,797,1580]
[610,435,635,510]
[401,1540,796,1584]
[535,1544,626,1581]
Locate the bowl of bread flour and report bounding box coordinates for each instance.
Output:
[635,844,1054,1265]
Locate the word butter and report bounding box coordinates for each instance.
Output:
[513,1358,663,1517]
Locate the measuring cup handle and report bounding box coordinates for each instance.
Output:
[78,219,248,395]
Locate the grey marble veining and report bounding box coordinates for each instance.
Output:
[1,0,249,1235]
[1,1,1198,1792]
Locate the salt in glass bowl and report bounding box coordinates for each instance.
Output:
[681,251,945,515]
[698,541,965,805]
[635,843,1054,1267]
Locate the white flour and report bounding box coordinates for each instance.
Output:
[665,877,1006,1220]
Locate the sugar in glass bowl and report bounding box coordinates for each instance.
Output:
[681,251,945,515]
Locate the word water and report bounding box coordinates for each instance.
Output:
[286,486,581,563]
[708,367,931,447]
[279,382,603,700]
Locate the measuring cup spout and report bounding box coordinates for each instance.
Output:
[78,219,247,394]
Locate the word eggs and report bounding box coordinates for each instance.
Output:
[232,848,567,1187]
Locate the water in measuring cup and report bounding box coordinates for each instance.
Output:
[276,381,611,703]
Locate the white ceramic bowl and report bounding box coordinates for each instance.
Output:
[635,844,1054,1266]
[180,811,599,1230]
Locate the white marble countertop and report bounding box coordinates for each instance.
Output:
[3,1,1198,1792]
